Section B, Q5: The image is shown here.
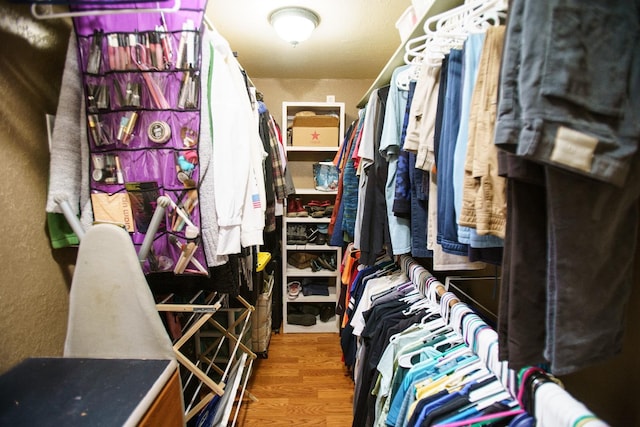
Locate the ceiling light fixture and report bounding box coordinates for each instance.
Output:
[269,7,320,46]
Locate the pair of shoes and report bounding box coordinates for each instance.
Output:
[308,204,335,218]
[286,197,308,217]
[316,253,337,271]
[320,304,335,322]
[287,252,318,269]
[287,281,302,300]
[287,224,306,245]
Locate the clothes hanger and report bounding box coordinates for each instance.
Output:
[31,0,181,19]
[405,0,506,67]
[402,294,436,315]
[397,330,459,368]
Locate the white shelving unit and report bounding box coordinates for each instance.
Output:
[281,101,345,333]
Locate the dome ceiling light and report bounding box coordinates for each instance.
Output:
[269,7,320,46]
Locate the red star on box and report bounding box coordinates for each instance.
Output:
[311,131,320,140]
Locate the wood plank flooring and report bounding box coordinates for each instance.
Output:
[235,332,354,426]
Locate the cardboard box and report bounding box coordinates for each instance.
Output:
[292,115,339,147]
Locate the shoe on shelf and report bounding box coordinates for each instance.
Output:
[287,312,317,326]
[320,304,335,322]
[287,197,308,217]
[315,232,327,245]
[296,224,308,244]
[307,199,332,208]
[316,253,337,271]
[310,258,323,272]
[323,205,334,217]
[287,281,302,300]
[316,224,329,245]
[306,225,318,244]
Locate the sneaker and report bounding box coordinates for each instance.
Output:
[306,226,318,244]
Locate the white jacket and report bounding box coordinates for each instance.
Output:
[206,28,267,254]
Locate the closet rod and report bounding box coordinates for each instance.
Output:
[399,254,460,306]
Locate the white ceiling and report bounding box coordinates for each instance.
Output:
[205,0,413,79]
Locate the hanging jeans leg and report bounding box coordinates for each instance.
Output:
[545,156,640,374]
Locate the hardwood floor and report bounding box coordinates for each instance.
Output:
[235,332,354,426]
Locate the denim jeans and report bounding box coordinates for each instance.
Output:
[496,0,640,187]
[436,48,468,256]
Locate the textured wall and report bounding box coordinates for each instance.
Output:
[251,77,372,127]
[0,5,75,373]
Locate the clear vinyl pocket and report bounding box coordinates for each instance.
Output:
[541,6,635,118]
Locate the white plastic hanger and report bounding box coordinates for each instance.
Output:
[31,0,181,19]
[403,0,506,66]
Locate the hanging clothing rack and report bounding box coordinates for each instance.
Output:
[397,254,606,426]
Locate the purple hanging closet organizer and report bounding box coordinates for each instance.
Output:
[71,0,209,276]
